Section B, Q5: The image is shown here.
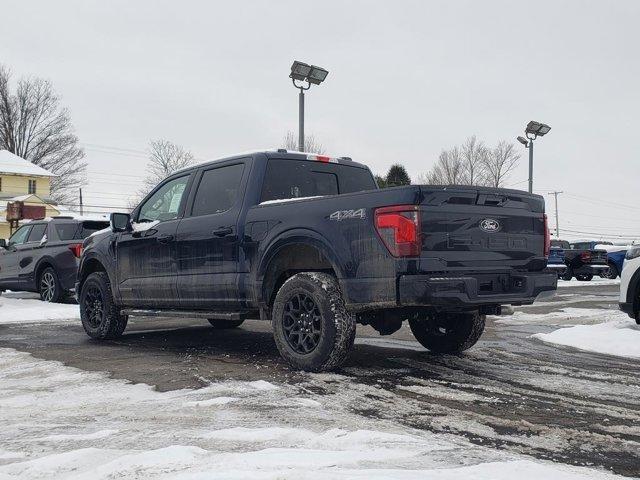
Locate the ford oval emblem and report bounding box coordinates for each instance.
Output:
[479,218,501,233]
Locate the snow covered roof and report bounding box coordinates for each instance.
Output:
[0,150,57,177]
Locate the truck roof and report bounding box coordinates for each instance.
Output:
[174,150,369,175]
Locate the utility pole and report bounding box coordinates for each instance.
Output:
[547,191,563,238]
[79,188,83,216]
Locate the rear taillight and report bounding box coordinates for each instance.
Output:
[69,244,83,258]
[580,251,591,262]
[543,214,550,257]
[374,205,421,257]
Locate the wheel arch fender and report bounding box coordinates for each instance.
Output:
[256,229,346,308]
[78,252,117,298]
[33,255,59,288]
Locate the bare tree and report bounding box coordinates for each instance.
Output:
[483,141,520,187]
[283,131,325,154]
[130,139,195,207]
[0,65,87,203]
[460,135,488,186]
[419,147,464,184]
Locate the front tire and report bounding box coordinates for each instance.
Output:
[272,272,356,372]
[79,272,128,339]
[39,267,64,303]
[409,311,485,353]
[208,319,244,329]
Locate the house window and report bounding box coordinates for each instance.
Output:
[28,179,36,194]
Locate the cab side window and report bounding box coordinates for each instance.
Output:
[138,175,190,223]
[27,224,47,243]
[191,164,244,217]
[8,225,32,246]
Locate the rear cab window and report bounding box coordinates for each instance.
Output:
[260,159,376,203]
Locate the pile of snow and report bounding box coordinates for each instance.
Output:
[557,277,619,288]
[533,315,640,359]
[0,348,626,479]
[0,292,78,324]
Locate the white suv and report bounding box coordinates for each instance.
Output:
[619,245,640,323]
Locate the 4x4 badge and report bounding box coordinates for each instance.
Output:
[479,218,501,233]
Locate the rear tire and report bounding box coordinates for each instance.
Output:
[576,274,593,281]
[39,267,64,303]
[208,319,244,329]
[272,272,355,372]
[601,263,619,279]
[79,272,128,339]
[409,311,485,353]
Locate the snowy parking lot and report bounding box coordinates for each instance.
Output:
[0,278,638,479]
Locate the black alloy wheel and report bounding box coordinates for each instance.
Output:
[84,284,104,328]
[282,293,322,354]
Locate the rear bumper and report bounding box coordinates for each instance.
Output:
[398,271,557,307]
[573,264,608,274]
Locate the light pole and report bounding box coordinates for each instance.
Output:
[289,61,329,151]
[517,120,551,193]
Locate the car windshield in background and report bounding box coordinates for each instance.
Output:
[550,240,570,249]
[54,221,109,240]
[261,159,376,202]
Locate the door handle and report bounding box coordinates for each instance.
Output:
[213,227,233,237]
[157,234,174,244]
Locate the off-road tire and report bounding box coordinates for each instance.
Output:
[561,268,573,281]
[408,310,485,353]
[208,319,245,329]
[272,272,356,372]
[80,271,128,339]
[576,274,593,281]
[38,267,65,303]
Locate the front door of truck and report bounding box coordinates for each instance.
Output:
[176,161,247,309]
[117,174,191,308]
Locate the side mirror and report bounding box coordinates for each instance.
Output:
[0,239,6,249]
[110,212,132,233]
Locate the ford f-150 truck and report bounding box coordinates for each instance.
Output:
[76,150,556,371]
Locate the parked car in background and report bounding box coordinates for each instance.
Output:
[619,245,640,323]
[547,242,567,278]
[0,217,109,302]
[594,243,629,279]
[555,240,608,281]
[76,150,556,372]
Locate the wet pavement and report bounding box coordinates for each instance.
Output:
[1,283,639,477]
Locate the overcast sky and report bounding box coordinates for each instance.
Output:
[2,0,639,241]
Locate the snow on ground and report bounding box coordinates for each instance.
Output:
[533,315,640,359]
[0,347,628,479]
[557,278,620,288]
[0,292,79,324]
[494,307,620,326]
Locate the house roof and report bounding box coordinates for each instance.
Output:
[0,150,57,177]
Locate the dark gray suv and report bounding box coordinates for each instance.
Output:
[0,217,109,302]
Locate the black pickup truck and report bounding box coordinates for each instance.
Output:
[550,240,608,281]
[77,150,556,371]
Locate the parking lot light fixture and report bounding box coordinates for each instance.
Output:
[520,120,551,193]
[289,60,329,151]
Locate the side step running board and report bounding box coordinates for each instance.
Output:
[121,309,247,320]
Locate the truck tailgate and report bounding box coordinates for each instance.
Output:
[418,186,546,270]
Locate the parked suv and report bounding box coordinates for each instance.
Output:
[77,150,556,371]
[619,245,640,323]
[0,217,109,302]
